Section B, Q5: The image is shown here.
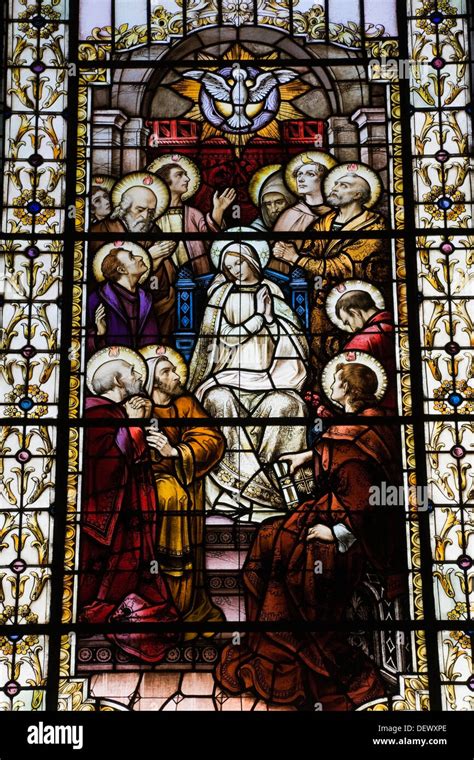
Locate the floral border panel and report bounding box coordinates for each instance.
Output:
[0,0,70,710]
[78,0,398,55]
[408,0,474,711]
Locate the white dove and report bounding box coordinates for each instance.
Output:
[183,64,298,131]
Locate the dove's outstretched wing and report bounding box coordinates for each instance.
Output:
[248,69,298,104]
[182,70,232,103]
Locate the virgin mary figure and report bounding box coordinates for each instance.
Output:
[188,237,309,522]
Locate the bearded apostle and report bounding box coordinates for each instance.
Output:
[143,346,226,635]
[79,348,179,663]
[89,172,178,339]
[215,358,406,710]
[273,163,390,381]
[249,166,296,232]
[89,173,169,250]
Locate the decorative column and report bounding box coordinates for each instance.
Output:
[91,110,128,176]
[122,117,151,173]
[326,116,359,163]
[350,107,387,171]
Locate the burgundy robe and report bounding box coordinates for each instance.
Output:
[216,409,406,710]
[343,310,396,413]
[79,396,180,662]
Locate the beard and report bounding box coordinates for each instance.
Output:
[122,377,143,396]
[327,193,344,207]
[122,210,154,233]
[267,209,283,224]
[154,379,183,398]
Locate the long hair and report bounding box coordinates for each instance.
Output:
[335,362,379,412]
[155,163,181,186]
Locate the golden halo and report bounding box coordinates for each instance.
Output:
[140,344,188,386]
[91,175,115,193]
[92,242,151,284]
[325,280,385,332]
[321,350,388,408]
[86,347,148,395]
[210,227,270,270]
[323,162,383,208]
[111,172,169,218]
[248,164,282,207]
[285,151,337,195]
[147,154,200,201]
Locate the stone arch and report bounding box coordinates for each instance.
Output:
[93,25,386,183]
[109,25,375,120]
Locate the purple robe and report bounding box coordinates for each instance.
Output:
[87,281,160,354]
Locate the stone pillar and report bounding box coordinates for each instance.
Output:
[350,108,387,171]
[326,116,359,163]
[92,110,127,176]
[122,117,151,174]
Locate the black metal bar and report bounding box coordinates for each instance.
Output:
[44,0,81,712]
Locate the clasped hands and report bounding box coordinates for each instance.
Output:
[122,398,178,457]
[273,241,299,264]
[123,396,152,419]
[255,285,274,322]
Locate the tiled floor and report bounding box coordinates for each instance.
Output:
[89,671,296,711]
[86,516,294,710]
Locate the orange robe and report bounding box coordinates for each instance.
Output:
[269,202,331,274]
[297,209,390,384]
[150,394,226,633]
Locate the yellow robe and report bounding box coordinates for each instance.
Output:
[150,394,225,634]
[297,209,389,383]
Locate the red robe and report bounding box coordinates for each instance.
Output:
[343,310,396,413]
[79,396,180,662]
[215,409,405,710]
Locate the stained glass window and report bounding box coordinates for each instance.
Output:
[0,0,473,728]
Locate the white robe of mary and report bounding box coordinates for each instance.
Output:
[188,255,309,522]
